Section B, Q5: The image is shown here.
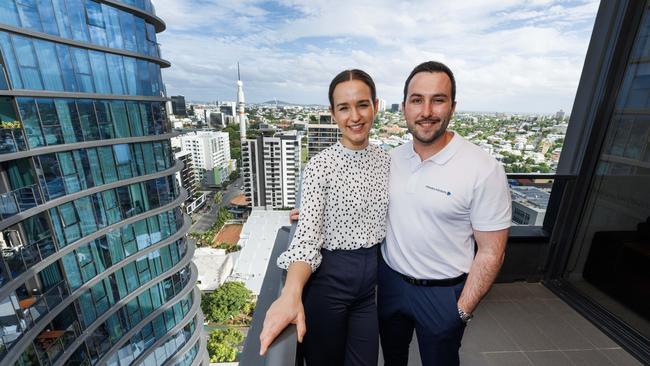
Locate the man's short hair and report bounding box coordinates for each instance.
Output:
[403,61,456,103]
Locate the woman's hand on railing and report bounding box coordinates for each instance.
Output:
[289,208,300,223]
[259,291,306,356]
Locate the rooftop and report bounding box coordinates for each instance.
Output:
[229,210,290,295]
[193,247,234,292]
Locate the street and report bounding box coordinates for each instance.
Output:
[189,177,243,233]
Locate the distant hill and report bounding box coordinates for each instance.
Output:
[259,100,295,106]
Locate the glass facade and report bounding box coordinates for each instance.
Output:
[565,3,650,341]
[1,175,180,284]
[0,1,203,365]
[0,207,183,352]
[0,0,161,58]
[108,301,196,366]
[0,31,163,95]
[0,97,171,155]
[1,140,175,221]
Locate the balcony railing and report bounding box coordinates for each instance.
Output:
[0,184,44,220]
[0,128,28,155]
[17,281,70,331]
[239,173,577,365]
[2,236,57,278]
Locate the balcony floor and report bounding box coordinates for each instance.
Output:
[378,283,642,366]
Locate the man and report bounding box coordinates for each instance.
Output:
[378,61,511,365]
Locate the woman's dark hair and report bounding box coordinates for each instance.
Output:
[328,69,377,108]
[403,61,456,103]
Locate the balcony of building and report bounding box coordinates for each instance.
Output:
[238,171,646,366]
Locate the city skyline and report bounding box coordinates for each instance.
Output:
[156,0,599,113]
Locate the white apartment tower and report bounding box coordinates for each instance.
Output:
[179,131,233,187]
[242,133,300,209]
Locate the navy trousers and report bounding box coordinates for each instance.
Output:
[299,247,379,366]
[377,256,466,366]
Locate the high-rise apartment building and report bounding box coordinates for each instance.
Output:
[0,2,205,365]
[307,124,341,160]
[171,96,187,117]
[179,131,233,187]
[318,114,332,124]
[241,133,300,209]
[175,151,206,214]
[219,102,236,118]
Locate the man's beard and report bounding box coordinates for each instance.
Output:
[408,117,450,144]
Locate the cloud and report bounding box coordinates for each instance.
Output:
[153,0,599,113]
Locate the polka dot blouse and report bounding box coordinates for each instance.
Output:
[277,141,390,272]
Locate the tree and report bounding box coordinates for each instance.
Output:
[215,207,233,232]
[207,328,244,362]
[202,281,253,323]
[229,170,239,182]
[214,242,242,253]
[214,191,223,205]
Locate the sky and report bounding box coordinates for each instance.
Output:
[153,0,599,113]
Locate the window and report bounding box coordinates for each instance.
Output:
[58,151,82,193]
[123,261,139,293]
[15,0,43,33]
[34,40,64,91]
[127,101,144,136]
[71,48,94,93]
[110,100,130,137]
[103,4,124,49]
[86,0,107,46]
[75,196,98,236]
[63,252,83,290]
[119,10,137,52]
[77,99,100,140]
[106,54,127,95]
[0,2,20,27]
[37,99,64,146]
[136,255,151,283]
[59,202,81,243]
[99,146,118,183]
[55,45,78,93]
[103,189,121,224]
[88,51,111,94]
[66,0,90,42]
[114,144,133,179]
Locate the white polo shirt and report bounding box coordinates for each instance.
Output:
[381,132,512,279]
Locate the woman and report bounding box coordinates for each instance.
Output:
[259,69,390,366]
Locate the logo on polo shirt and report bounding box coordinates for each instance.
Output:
[425,185,452,196]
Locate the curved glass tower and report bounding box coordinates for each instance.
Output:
[0,1,206,365]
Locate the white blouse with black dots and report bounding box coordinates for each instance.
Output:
[277,141,390,272]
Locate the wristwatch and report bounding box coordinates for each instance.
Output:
[458,306,473,324]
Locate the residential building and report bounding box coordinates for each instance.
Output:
[179,131,233,187]
[307,124,341,159]
[175,151,206,214]
[318,114,332,124]
[171,96,188,117]
[511,186,549,225]
[219,102,236,118]
[241,133,300,209]
[0,1,205,365]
